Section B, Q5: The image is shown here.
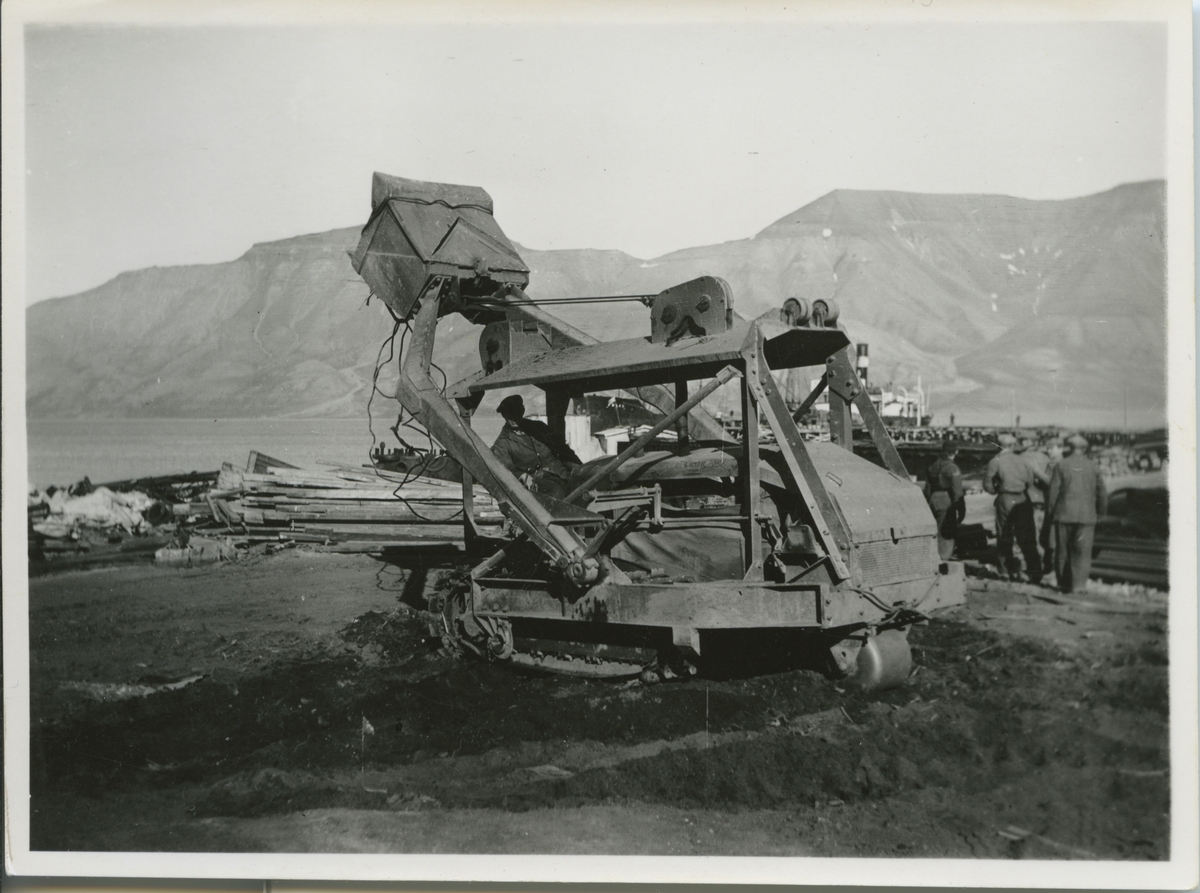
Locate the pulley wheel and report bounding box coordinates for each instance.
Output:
[845,629,912,691]
[783,297,811,326]
[812,297,840,325]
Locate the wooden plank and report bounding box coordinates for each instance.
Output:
[317,540,466,554]
[245,493,496,507]
[93,470,220,491]
[295,520,462,531]
[247,450,301,473]
[314,462,463,487]
[241,489,484,502]
[301,522,486,537]
[173,503,213,517]
[257,511,470,525]
[240,474,488,490]
[260,507,466,522]
[242,495,472,508]
[240,472,475,494]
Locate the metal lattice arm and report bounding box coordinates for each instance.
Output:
[397,279,591,572]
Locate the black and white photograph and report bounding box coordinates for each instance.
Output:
[3,0,1196,885]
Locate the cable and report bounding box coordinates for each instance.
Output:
[374,318,428,449]
[847,586,897,613]
[365,312,424,462]
[430,359,449,393]
[365,307,401,458]
[363,306,463,523]
[387,322,463,522]
[846,586,929,627]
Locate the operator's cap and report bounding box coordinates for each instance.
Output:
[1066,433,1090,450]
[997,432,1017,448]
[1018,432,1036,446]
[939,439,959,456]
[497,394,525,419]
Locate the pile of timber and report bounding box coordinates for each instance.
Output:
[179,453,502,551]
[94,470,219,504]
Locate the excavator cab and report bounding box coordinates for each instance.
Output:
[352,173,965,689]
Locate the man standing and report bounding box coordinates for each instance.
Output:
[491,394,583,500]
[925,441,965,560]
[983,432,1042,583]
[1047,433,1107,594]
[1037,437,1064,557]
[1019,434,1053,563]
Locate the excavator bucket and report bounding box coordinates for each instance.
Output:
[350,173,530,321]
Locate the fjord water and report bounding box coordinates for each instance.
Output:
[22,418,470,490]
[26,418,377,489]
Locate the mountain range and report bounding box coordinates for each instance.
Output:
[26,180,1167,429]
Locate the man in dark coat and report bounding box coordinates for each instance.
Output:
[1036,436,1064,555]
[1047,433,1107,594]
[925,441,965,560]
[983,432,1042,582]
[491,394,582,499]
[1019,434,1053,563]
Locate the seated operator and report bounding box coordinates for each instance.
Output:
[491,394,582,500]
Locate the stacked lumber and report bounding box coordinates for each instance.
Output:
[185,453,504,550]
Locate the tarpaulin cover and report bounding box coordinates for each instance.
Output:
[31,487,155,537]
[370,173,493,213]
[611,521,750,582]
[352,173,529,320]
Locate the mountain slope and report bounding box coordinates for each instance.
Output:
[27,230,381,418]
[26,182,1166,428]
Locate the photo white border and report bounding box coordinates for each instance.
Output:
[3,0,1195,887]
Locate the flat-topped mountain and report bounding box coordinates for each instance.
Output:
[27,181,1166,428]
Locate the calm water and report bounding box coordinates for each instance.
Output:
[26,416,504,490]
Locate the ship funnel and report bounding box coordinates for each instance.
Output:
[856,343,869,388]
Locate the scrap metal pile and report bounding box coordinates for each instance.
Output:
[28,472,216,566]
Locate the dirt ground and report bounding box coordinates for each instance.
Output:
[26,547,1170,858]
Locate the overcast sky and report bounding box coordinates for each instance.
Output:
[22,15,1166,305]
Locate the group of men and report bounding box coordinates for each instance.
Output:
[926,432,1108,594]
